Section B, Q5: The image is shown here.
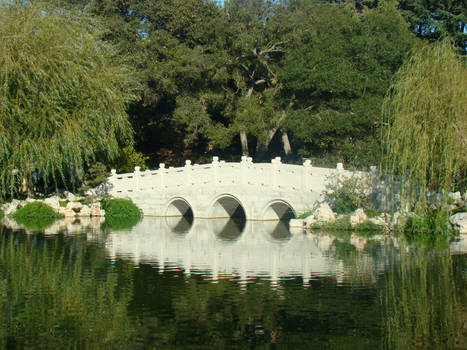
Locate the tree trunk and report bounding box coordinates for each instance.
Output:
[240,130,249,156]
[282,131,292,156]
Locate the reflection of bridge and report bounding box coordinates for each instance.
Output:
[104,217,348,284]
[108,156,355,220]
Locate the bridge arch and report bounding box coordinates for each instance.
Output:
[209,194,247,219]
[166,197,194,217]
[262,199,296,221]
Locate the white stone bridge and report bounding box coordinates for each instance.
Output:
[108,156,359,221]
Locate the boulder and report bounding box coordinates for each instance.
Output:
[2,199,21,216]
[350,208,367,226]
[77,205,91,217]
[310,203,336,224]
[449,212,467,234]
[43,196,61,211]
[289,219,305,228]
[369,216,387,227]
[90,203,105,217]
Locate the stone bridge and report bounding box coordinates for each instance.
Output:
[108,156,360,221]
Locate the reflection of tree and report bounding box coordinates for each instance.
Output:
[0,228,136,349]
[380,238,467,349]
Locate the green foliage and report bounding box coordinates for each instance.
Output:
[12,202,62,218]
[403,209,453,234]
[101,198,142,217]
[354,221,386,233]
[0,2,139,197]
[0,208,3,218]
[324,175,375,214]
[0,233,136,348]
[112,141,149,174]
[12,201,63,232]
[382,38,467,213]
[101,216,141,231]
[83,162,109,189]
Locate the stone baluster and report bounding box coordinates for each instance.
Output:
[212,156,219,184]
[184,160,192,185]
[302,159,312,190]
[134,166,141,191]
[336,162,344,171]
[272,157,281,188]
[110,169,117,191]
[159,163,165,188]
[240,156,248,185]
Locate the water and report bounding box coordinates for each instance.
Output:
[0,216,466,349]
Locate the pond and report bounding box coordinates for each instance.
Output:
[0,216,466,349]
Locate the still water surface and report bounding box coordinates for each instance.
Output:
[0,216,466,349]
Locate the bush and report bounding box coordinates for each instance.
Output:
[101,198,141,217]
[13,202,62,218]
[403,209,453,234]
[12,202,63,232]
[324,175,375,214]
[83,162,109,188]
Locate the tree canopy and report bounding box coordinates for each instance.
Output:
[382,38,467,212]
[0,2,140,196]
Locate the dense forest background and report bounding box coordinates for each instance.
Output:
[1,0,466,196]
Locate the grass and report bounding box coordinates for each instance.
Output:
[101,198,142,217]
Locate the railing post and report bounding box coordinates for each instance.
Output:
[134,166,141,191]
[159,163,165,188]
[184,160,192,185]
[241,156,248,185]
[302,159,311,190]
[109,169,117,191]
[212,156,219,185]
[336,162,344,171]
[272,156,281,188]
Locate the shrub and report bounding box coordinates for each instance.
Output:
[13,202,62,218]
[324,174,375,214]
[101,198,141,217]
[0,208,3,218]
[83,162,109,188]
[403,209,453,234]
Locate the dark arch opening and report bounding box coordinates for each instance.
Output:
[210,196,246,219]
[166,198,194,218]
[263,202,296,221]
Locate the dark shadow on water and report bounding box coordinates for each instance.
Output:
[13,216,60,233]
[266,220,292,241]
[211,218,246,241]
[101,216,141,231]
[165,216,193,235]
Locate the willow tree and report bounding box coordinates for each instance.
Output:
[382,38,467,212]
[0,2,140,197]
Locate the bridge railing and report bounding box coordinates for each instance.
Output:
[108,156,360,195]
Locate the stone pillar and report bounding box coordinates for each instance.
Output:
[184,160,192,185]
[134,166,141,191]
[336,162,344,171]
[159,163,165,188]
[212,156,219,184]
[241,156,248,185]
[302,159,312,190]
[272,157,281,188]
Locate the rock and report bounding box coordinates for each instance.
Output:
[2,199,21,216]
[77,205,91,217]
[289,219,305,228]
[449,212,467,234]
[311,203,336,224]
[350,234,367,250]
[350,208,367,226]
[43,196,61,211]
[90,203,105,217]
[59,208,76,217]
[449,192,462,201]
[63,191,77,202]
[369,216,387,226]
[391,211,416,228]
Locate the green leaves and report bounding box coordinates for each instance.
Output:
[0,2,140,197]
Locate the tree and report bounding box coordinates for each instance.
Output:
[0,2,140,196]
[382,38,467,212]
[280,1,417,167]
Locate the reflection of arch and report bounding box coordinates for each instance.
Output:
[262,221,291,241]
[166,197,194,217]
[164,216,193,235]
[209,218,246,242]
[209,194,247,219]
[262,200,296,221]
